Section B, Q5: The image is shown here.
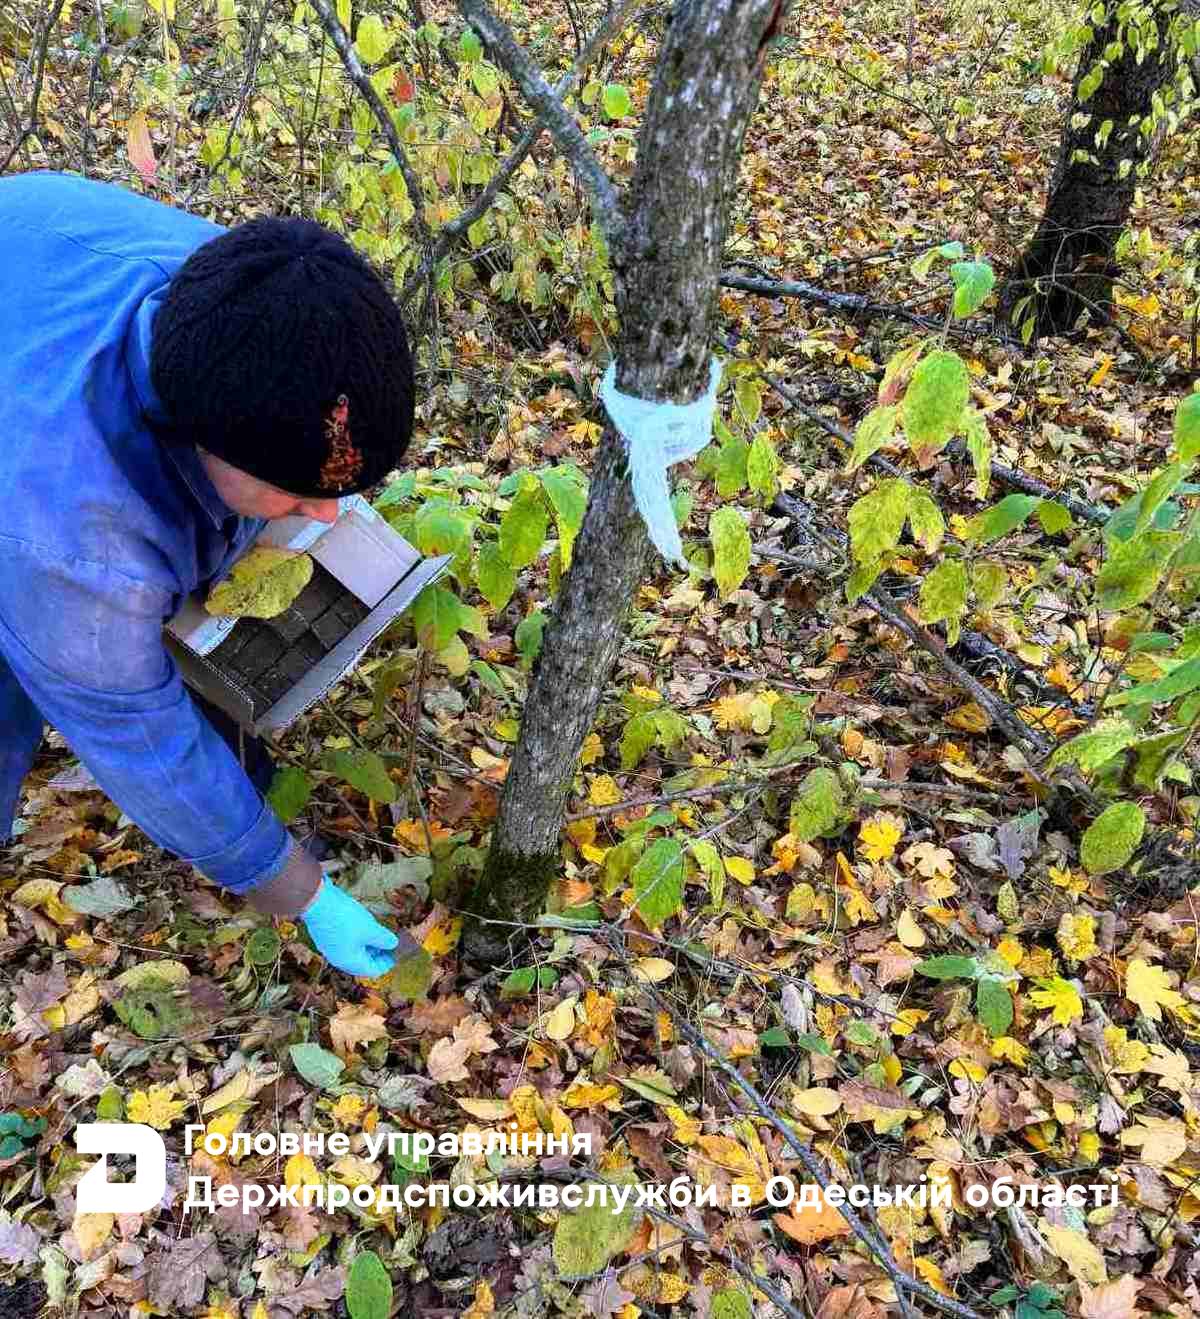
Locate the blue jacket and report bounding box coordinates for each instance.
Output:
[0,171,292,896]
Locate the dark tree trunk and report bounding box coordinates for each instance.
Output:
[1002,0,1178,336]
[462,0,780,961]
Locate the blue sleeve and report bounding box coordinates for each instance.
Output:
[0,539,292,894]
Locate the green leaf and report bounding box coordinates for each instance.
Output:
[916,955,980,980]
[1130,729,1189,791]
[1097,531,1182,611]
[515,609,547,665]
[1036,499,1073,536]
[379,946,434,1003]
[346,858,432,913]
[1112,656,1200,708]
[972,560,1007,609]
[848,478,911,566]
[113,987,192,1039]
[689,839,724,906]
[552,1169,640,1275]
[620,710,659,771]
[602,82,632,120]
[61,874,136,918]
[1105,491,1183,544]
[266,766,313,825]
[918,559,968,646]
[847,404,899,472]
[1135,461,1189,537]
[710,507,751,598]
[759,1026,791,1047]
[1175,392,1200,462]
[901,350,969,449]
[476,541,517,611]
[976,978,1014,1035]
[1047,718,1138,772]
[879,341,925,406]
[205,546,314,619]
[499,477,549,568]
[346,1250,393,1319]
[354,13,393,64]
[410,584,471,651]
[632,838,685,928]
[710,1290,753,1319]
[734,376,763,426]
[789,767,846,843]
[413,502,473,565]
[906,490,945,556]
[964,494,1039,544]
[1080,801,1146,875]
[950,261,996,317]
[747,433,780,499]
[322,748,397,804]
[539,467,588,570]
[289,1042,345,1091]
[714,433,749,498]
[962,406,992,500]
[458,27,482,61]
[794,1033,833,1056]
[245,928,281,966]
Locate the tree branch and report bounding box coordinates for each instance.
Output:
[0,0,68,175]
[458,0,624,251]
[400,0,640,306]
[608,926,987,1319]
[308,0,434,251]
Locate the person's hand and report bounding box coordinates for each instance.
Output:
[301,878,399,976]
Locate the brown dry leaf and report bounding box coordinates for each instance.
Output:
[1080,1275,1143,1319]
[1120,1115,1187,1167]
[792,1087,842,1117]
[329,1002,389,1055]
[774,1187,852,1245]
[408,994,472,1036]
[816,1285,884,1319]
[427,1037,471,1083]
[453,1013,500,1055]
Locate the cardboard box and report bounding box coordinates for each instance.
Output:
[165,495,452,735]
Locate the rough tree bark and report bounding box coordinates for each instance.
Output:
[1001,0,1182,336]
[462,0,781,960]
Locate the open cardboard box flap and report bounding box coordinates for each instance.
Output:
[165,495,452,735]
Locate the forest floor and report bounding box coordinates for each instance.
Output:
[2,0,1200,1316]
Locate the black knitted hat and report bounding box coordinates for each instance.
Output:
[149,216,414,498]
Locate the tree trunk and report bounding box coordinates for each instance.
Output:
[462,0,780,962]
[1001,0,1178,336]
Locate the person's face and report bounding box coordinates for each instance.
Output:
[197,448,341,523]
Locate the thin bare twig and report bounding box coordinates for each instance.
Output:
[308,0,434,252]
[459,0,624,250]
[607,926,987,1319]
[400,0,640,305]
[0,0,68,174]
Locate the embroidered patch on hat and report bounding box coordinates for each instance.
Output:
[318,393,365,492]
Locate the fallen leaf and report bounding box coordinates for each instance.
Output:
[330,1002,389,1055]
[774,1186,852,1244]
[1080,1274,1143,1319]
[1039,1219,1106,1284]
[1125,957,1186,1021]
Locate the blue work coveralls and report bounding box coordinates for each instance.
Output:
[0,171,293,899]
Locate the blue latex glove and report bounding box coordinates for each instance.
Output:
[302,878,399,977]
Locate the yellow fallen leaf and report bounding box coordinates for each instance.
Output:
[896,908,926,948]
[579,733,604,766]
[631,957,675,983]
[11,878,63,908]
[72,1210,114,1261]
[858,812,904,862]
[913,1257,952,1295]
[792,1087,842,1117]
[1056,912,1097,963]
[332,1094,367,1126]
[423,917,462,956]
[665,1104,700,1145]
[202,1069,252,1115]
[622,1265,689,1304]
[561,1081,621,1110]
[1104,1026,1150,1073]
[1089,354,1113,388]
[462,1279,495,1319]
[945,702,990,733]
[285,1154,321,1189]
[1040,1219,1106,1284]
[1029,976,1084,1026]
[1125,958,1186,1022]
[456,1097,513,1120]
[724,856,755,885]
[1121,1115,1187,1167]
[589,774,622,806]
[990,1036,1029,1066]
[127,1084,186,1130]
[543,995,578,1041]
